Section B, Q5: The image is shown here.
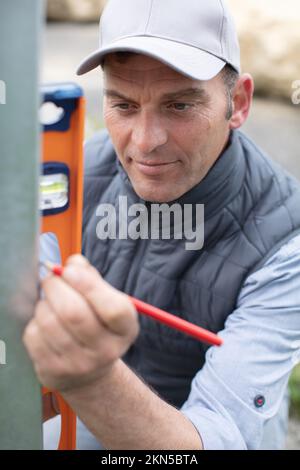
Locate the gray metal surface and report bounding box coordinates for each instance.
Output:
[0,0,44,449]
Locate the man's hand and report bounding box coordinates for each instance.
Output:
[23,254,139,393]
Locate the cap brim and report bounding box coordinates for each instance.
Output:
[76,36,226,81]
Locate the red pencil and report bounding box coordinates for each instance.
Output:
[41,261,223,347]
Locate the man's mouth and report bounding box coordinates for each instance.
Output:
[134,160,178,176]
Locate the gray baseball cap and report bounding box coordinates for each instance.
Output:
[76,0,240,80]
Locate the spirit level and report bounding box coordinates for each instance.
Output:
[40,82,85,450]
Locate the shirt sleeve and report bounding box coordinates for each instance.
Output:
[181,233,300,450]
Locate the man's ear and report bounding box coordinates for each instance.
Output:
[229,74,254,130]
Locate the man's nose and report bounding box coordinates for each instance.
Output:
[132,111,168,155]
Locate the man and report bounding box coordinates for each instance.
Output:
[25,0,300,450]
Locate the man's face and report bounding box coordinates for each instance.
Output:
[103,54,231,203]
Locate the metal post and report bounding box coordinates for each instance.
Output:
[0,0,44,449]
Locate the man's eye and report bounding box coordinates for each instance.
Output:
[169,103,191,111]
[113,103,132,110]
[115,103,128,110]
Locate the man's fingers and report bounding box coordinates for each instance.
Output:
[62,263,139,339]
[65,254,90,268]
[41,274,105,348]
[25,254,140,392]
[23,321,63,380]
[34,300,75,356]
[23,319,93,391]
[43,253,139,341]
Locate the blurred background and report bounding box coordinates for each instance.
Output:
[43,0,300,449]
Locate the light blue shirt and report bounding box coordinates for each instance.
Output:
[181,233,300,450]
[42,232,300,450]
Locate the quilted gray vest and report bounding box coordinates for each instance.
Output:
[82,129,300,408]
